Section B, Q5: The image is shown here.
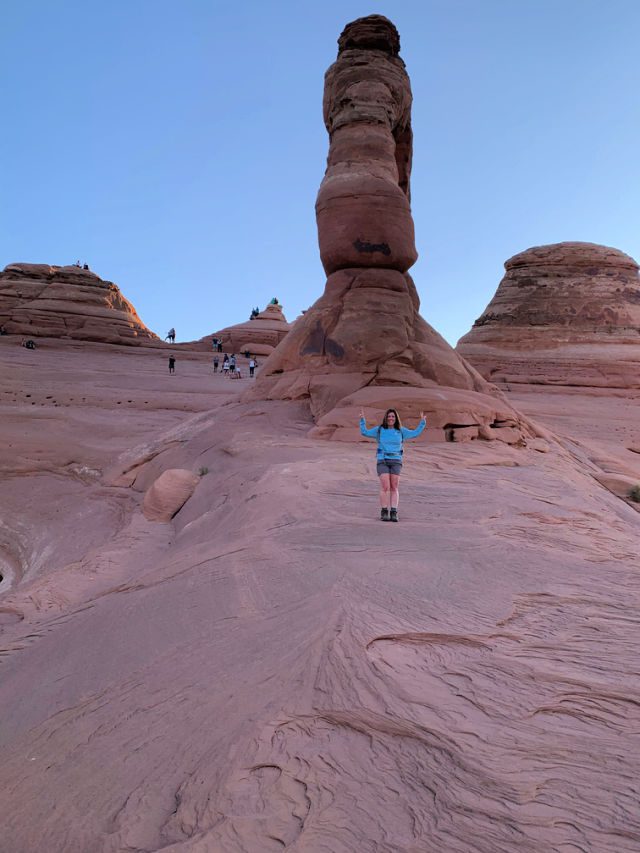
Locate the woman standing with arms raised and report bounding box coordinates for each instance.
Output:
[360,408,426,522]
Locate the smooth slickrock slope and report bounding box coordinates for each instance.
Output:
[457,242,640,387]
[1,339,639,851]
[246,15,529,445]
[0,263,159,344]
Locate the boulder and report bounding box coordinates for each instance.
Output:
[142,469,200,522]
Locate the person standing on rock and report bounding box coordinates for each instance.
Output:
[249,357,256,377]
[359,408,426,522]
[213,356,219,373]
[168,355,176,374]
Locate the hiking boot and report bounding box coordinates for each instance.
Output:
[389,508,399,522]
[380,508,390,522]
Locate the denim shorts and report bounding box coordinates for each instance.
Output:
[376,459,403,476]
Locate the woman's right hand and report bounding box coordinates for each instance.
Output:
[359,408,365,419]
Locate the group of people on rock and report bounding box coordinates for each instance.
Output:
[167,351,258,378]
[165,327,176,343]
[211,352,258,379]
[73,260,90,270]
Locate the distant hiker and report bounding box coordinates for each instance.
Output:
[217,341,223,352]
[0,325,7,335]
[244,349,250,359]
[359,408,426,522]
[213,356,219,373]
[249,358,256,377]
[222,360,230,377]
[229,355,236,371]
[83,263,89,270]
[212,337,218,350]
[23,339,37,350]
[222,353,229,364]
[166,327,176,343]
[74,260,81,267]
[168,355,176,374]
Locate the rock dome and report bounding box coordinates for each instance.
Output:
[0,263,158,345]
[457,242,640,388]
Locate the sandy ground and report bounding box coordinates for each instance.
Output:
[0,338,639,852]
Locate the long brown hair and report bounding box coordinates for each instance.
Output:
[379,408,402,431]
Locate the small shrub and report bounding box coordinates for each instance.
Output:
[198,466,209,477]
[629,484,640,503]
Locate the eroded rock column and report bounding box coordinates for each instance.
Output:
[248,15,527,443]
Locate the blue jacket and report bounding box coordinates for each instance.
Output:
[360,417,427,461]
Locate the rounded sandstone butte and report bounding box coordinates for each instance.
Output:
[317,15,417,275]
[209,302,291,356]
[0,263,158,345]
[457,242,640,387]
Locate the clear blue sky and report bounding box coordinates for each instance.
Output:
[2,0,639,345]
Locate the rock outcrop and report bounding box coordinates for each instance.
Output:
[211,302,291,356]
[457,242,640,387]
[142,469,200,522]
[247,15,528,442]
[0,263,158,344]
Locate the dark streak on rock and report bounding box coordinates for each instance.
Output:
[353,238,391,256]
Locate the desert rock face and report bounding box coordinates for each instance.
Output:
[248,15,528,443]
[1,340,640,852]
[0,263,159,344]
[457,242,640,387]
[211,302,291,356]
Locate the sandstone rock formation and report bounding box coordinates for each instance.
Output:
[247,15,528,443]
[211,301,291,356]
[457,242,640,387]
[2,337,640,851]
[0,263,158,344]
[142,468,200,522]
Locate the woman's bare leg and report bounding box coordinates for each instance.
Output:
[379,474,391,508]
[389,474,400,509]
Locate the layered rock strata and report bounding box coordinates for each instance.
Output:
[248,15,528,442]
[0,263,158,344]
[457,242,640,387]
[211,302,291,356]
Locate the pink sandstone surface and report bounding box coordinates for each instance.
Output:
[1,337,639,851]
[0,262,159,345]
[246,15,529,445]
[457,242,640,387]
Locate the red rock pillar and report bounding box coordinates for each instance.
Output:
[316,15,417,276]
[247,16,525,442]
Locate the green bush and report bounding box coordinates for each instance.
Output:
[198,466,209,477]
[629,484,640,503]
